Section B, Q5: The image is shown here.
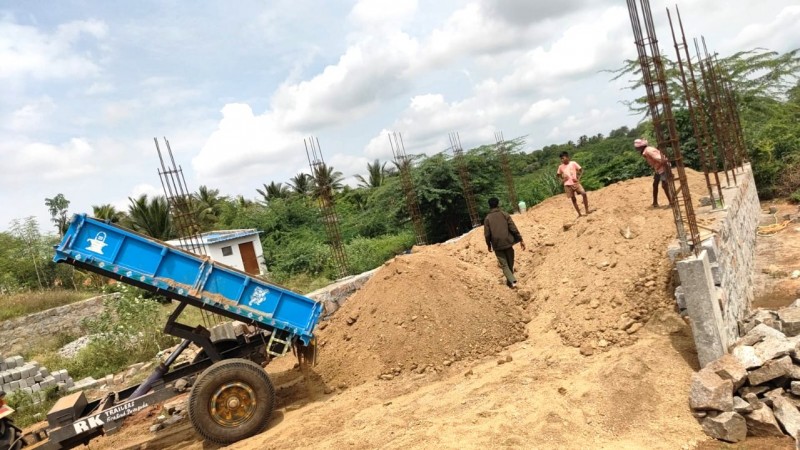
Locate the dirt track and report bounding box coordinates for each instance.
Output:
[82,171,754,449]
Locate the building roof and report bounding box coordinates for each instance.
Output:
[167,229,261,247]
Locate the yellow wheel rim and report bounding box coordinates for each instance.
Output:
[209,382,257,427]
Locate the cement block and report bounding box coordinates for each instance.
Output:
[10,369,21,381]
[710,263,722,286]
[701,238,719,263]
[678,250,727,367]
[9,380,19,391]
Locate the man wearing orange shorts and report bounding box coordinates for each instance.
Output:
[557,151,590,217]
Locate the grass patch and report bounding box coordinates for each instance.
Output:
[5,388,62,428]
[0,290,98,321]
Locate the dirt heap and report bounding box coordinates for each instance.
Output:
[315,252,529,386]
[315,169,712,386]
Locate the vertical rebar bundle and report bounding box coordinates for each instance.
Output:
[155,137,206,256]
[667,7,724,209]
[305,136,349,279]
[696,39,738,185]
[626,0,700,256]
[389,132,427,246]
[721,77,749,166]
[494,131,519,213]
[448,132,480,228]
[155,137,219,328]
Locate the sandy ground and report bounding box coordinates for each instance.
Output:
[45,171,799,450]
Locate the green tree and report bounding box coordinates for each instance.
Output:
[355,159,389,189]
[310,164,344,198]
[194,185,227,230]
[125,194,173,239]
[256,182,289,204]
[287,173,313,196]
[8,217,46,289]
[44,194,71,236]
[92,204,124,223]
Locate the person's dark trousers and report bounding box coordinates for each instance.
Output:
[494,247,516,284]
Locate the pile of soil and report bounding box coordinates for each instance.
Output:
[314,252,529,386]
[315,169,712,386]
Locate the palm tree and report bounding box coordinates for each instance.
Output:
[355,159,388,189]
[92,204,124,223]
[287,173,313,196]
[125,194,173,240]
[256,182,289,203]
[311,163,344,198]
[193,185,227,230]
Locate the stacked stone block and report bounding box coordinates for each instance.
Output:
[0,353,74,403]
[691,303,800,444]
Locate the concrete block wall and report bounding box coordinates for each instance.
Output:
[675,165,760,366]
[0,294,109,355]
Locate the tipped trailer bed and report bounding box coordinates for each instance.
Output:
[22,214,323,449]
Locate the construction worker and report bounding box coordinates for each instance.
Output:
[557,151,590,217]
[634,138,672,207]
[484,197,525,288]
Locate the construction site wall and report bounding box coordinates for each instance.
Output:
[676,164,759,366]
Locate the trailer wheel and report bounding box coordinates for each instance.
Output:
[188,358,275,444]
[0,418,24,449]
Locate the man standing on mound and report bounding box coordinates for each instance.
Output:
[556,151,590,217]
[634,138,672,208]
[484,197,525,288]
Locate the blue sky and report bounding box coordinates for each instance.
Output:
[2,0,799,233]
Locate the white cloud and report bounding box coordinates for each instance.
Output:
[0,138,97,185]
[0,18,107,81]
[271,32,419,131]
[734,5,800,51]
[7,97,56,132]
[193,103,305,183]
[548,108,617,141]
[349,0,418,30]
[85,82,115,95]
[520,98,571,125]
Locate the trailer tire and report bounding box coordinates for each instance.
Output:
[0,418,24,450]
[188,358,275,445]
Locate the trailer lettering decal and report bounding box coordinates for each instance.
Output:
[249,287,269,306]
[86,232,108,254]
[72,400,150,434]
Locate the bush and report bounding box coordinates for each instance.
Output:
[345,232,416,274]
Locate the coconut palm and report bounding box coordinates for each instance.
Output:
[287,173,313,196]
[193,185,227,229]
[256,182,289,203]
[125,194,173,240]
[92,204,124,223]
[310,163,344,198]
[355,159,389,189]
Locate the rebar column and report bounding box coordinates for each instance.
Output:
[449,132,481,228]
[626,0,700,256]
[305,136,349,279]
[697,39,738,185]
[389,132,427,246]
[667,7,724,208]
[155,137,220,329]
[494,131,519,213]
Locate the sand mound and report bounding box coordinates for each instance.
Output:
[315,169,711,385]
[314,252,529,386]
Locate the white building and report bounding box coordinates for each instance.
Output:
[167,229,267,275]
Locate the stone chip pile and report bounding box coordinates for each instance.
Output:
[0,353,74,402]
[690,302,800,443]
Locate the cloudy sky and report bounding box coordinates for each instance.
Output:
[1,0,798,233]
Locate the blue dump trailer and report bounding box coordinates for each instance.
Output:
[19,214,323,450]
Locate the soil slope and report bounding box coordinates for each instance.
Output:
[74,171,736,449]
